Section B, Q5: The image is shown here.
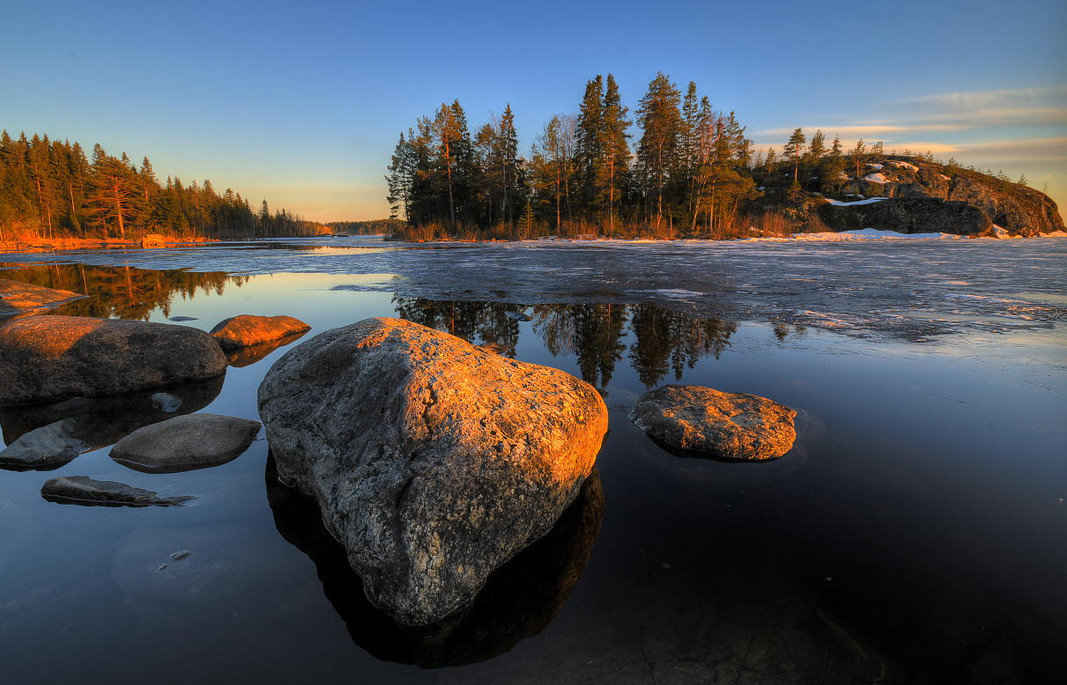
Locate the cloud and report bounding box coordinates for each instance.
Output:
[953,136,1067,162]
[899,85,1067,109]
[757,124,965,138]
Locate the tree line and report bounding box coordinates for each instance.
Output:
[0,131,314,242]
[386,73,763,240]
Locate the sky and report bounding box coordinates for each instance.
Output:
[3,0,1065,221]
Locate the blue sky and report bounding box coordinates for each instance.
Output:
[4,0,1065,220]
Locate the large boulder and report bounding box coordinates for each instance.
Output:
[0,418,84,471]
[110,413,261,473]
[258,317,608,626]
[0,316,227,406]
[210,314,310,352]
[631,385,797,461]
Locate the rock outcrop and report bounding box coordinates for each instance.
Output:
[258,317,608,626]
[210,315,310,352]
[0,279,85,320]
[820,197,992,235]
[41,476,193,507]
[631,385,797,461]
[0,315,227,406]
[110,413,261,473]
[833,158,1065,236]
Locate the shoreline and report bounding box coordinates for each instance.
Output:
[0,236,216,254]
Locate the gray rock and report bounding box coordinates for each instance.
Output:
[0,315,227,407]
[631,384,797,461]
[0,418,85,471]
[150,392,182,413]
[258,317,608,626]
[41,476,193,507]
[110,413,261,473]
[210,314,310,352]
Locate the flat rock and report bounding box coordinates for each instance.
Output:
[0,279,86,319]
[41,475,193,507]
[0,315,227,407]
[631,384,797,461]
[223,331,309,368]
[110,413,261,473]
[210,314,310,352]
[0,418,85,471]
[258,317,608,626]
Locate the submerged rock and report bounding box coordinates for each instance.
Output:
[209,314,310,352]
[110,413,261,473]
[0,315,227,406]
[266,455,604,667]
[0,375,224,447]
[258,317,608,626]
[0,418,85,471]
[41,475,193,507]
[0,279,86,320]
[631,385,797,461]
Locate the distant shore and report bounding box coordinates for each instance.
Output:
[0,235,216,254]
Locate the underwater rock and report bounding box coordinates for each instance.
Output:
[41,475,193,507]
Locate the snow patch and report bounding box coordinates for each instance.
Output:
[864,173,888,184]
[886,160,919,172]
[655,289,703,299]
[866,163,884,170]
[826,197,889,206]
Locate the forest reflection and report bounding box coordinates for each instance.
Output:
[0,263,245,320]
[394,297,740,388]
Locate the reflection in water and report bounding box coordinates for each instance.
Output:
[0,376,224,454]
[394,297,740,388]
[224,331,309,367]
[266,456,604,668]
[0,263,245,321]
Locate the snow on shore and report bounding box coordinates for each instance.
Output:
[825,197,889,206]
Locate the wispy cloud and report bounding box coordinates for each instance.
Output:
[758,124,965,138]
[899,85,1067,109]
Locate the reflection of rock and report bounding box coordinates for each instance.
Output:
[258,317,608,625]
[0,375,224,447]
[223,331,309,368]
[0,418,84,470]
[0,279,86,319]
[0,315,227,406]
[111,413,261,474]
[209,314,310,352]
[41,475,193,507]
[631,385,797,461]
[266,456,604,668]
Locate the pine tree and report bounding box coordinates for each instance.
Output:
[576,75,604,220]
[783,128,806,186]
[599,74,630,234]
[636,72,682,229]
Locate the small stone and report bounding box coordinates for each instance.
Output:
[170,550,191,561]
[41,476,193,507]
[150,392,183,413]
[210,314,310,352]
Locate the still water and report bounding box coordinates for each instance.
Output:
[1,240,1065,684]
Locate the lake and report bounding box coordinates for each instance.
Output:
[1,236,1065,684]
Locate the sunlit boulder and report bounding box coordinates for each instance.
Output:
[258,317,608,626]
[210,314,310,352]
[631,384,797,461]
[0,315,227,406]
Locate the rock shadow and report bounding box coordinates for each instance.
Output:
[265,455,604,668]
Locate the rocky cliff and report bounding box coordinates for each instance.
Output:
[818,157,1064,237]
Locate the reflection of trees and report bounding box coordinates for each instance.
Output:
[628,304,737,387]
[0,263,244,321]
[392,297,522,357]
[396,298,737,390]
[533,304,627,388]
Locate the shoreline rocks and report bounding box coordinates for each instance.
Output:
[0,418,85,471]
[631,384,797,461]
[210,315,310,352]
[0,279,86,320]
[110,413,261,473]
[41,475,193,507]
[0,315,227,407]
[258,317,608,626]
